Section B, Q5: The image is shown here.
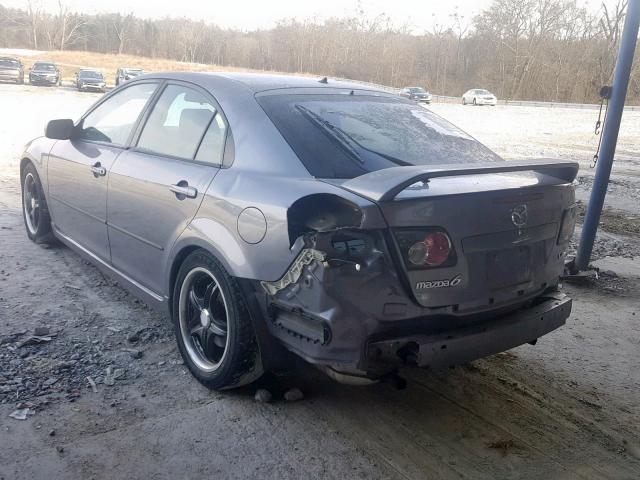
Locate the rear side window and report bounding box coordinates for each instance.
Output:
[257,94,501,179]
[137,84,216,160]
[195,114,227,165]
[79,82,157,145]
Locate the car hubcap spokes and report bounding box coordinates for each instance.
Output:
[23,173,40,234]
[179,268,229,371]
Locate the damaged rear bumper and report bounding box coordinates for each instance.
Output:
[368,292,571,369]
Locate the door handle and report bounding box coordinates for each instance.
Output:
[170,183,198,199]
[91,163,106,177]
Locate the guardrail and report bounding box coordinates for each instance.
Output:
[431,94,640,111]
[327,77,640,111]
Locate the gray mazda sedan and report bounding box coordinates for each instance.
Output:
[20,73,578,389]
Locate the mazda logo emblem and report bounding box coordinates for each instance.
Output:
[511,204,528,227]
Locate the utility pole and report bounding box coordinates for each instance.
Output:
[575,0,640,271]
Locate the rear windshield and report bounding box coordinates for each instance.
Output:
[0,59,20,67]
[257,94,501,179]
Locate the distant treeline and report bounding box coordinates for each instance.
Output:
[0,0,637,103]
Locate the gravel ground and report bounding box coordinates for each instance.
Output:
[0,84,639,479]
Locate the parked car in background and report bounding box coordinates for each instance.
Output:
[115,67,144,86]
[75,69,107,92]
[400,86,432,104]
[462,89,497,106]
[0,57,24,84]
[20,73,577,390]
[29,61,61,86]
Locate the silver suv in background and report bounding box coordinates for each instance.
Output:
[20,73,577,390]
[0,57,24,84]
[115,67,144,86]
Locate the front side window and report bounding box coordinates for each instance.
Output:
[78,82,157,145]
[258,93,501,179]
[137,84,216,160]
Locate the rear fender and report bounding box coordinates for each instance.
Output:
[169,168,386,289]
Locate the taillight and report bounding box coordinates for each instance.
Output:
[394,229,456,269]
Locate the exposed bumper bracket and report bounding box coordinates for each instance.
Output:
[368,292,571,369]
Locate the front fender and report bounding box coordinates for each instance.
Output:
[21,136,56,197]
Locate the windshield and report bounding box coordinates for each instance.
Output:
[79,71,103,79]
[0,59,19,68]
[408,87,426,93]
[258,94,501,179]
[34,63,55,71]
[475,89,491,95]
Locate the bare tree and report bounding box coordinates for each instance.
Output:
[0,0,637,104]
[25,0,43,49]
[112,12,134,55]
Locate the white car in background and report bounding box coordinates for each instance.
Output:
[462,89,497,106]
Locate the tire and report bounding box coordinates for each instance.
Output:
[462,98,466,105]
[172,249,262,390]
[473,98,477,106]
[21,162,53,243]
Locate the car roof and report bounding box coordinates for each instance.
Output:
[217,72,385,93]
[34,61,56,65]
[139,71,385,94]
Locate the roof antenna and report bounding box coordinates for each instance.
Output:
[319,76,328,84]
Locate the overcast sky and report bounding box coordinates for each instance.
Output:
[2,0,611,32]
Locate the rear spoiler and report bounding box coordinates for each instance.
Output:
[339,159,579,202]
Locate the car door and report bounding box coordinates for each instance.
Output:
[47,81,159,261]
[107,82,228,294]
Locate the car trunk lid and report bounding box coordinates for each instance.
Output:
[333,160,578,310]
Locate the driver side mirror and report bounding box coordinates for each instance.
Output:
[45,119,75,140]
